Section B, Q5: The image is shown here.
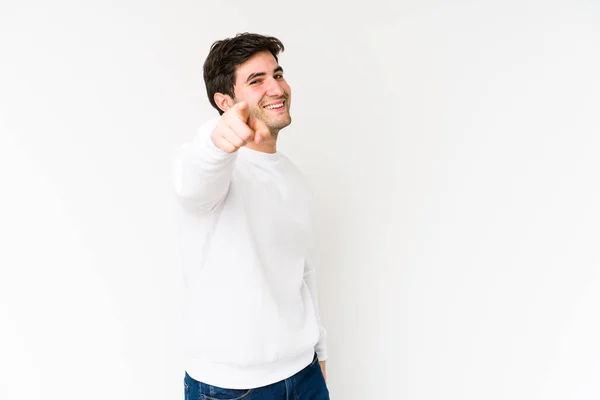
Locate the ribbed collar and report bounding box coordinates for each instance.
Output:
[238,146,280,164]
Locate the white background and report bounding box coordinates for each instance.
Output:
[1,1,599,399]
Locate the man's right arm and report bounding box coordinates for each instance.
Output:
[172,117,236,213]
[172,101,267,213]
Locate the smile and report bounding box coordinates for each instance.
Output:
[264,101,285,110]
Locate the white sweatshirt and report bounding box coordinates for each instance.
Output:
[172,118,327,389]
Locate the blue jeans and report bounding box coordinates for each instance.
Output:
[184,353,330,400]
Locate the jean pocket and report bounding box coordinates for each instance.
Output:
[184,379,190,400]
[200,386,253,400]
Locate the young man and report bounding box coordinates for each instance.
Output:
[172,33,330,399]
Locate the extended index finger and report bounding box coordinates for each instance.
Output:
[226,112,255,143]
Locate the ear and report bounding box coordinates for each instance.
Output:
[214,93,234,113]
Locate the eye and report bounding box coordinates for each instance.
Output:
[249,80,260,85]
[275,74,284,79]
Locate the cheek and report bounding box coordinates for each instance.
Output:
[247,88,265,104]
[235,86,260,102]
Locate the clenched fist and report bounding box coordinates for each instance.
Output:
[210,101,270,153]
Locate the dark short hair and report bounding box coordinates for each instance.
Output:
[203,32,285,115]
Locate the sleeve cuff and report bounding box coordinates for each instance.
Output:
[315,326,328,361]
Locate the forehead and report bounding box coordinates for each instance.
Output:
[235,51,279,81]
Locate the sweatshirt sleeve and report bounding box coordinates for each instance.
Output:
[304,259,328,361]
[172,117,237,213]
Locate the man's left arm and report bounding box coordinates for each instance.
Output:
[304,260,328,381]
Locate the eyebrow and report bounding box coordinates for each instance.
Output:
[245,66,284,84]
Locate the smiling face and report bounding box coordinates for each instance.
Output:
[232,51,292,133]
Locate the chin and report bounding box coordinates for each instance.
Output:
[263,112,291,130]
[270,117,292,130]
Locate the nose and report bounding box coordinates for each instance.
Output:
[266,77,285,97]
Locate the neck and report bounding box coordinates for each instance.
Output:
[246,131,279,154]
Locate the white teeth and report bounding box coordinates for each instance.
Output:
[265,103,284,110]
